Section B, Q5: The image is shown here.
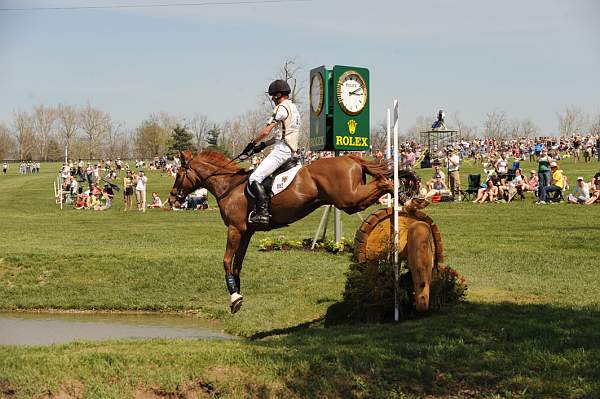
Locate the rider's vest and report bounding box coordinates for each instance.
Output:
[272,99,300,152]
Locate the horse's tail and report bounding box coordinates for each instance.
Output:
[349,155,420,196]
[348,155,392,179]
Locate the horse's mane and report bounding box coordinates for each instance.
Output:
[196,150,246,173]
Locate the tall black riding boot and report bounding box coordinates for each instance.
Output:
[249,181,270,226]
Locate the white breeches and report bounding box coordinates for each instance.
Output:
[249,141,292,184]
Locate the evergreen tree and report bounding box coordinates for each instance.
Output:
[206,124,221,148]
[206,124,231,156]
[169,124,194,154]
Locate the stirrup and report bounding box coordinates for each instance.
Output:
[248,210,270,226]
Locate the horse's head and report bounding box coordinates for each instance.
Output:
[406,221,434,312]
[168,150,197,208]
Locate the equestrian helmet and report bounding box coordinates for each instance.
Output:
[268,79,291,96]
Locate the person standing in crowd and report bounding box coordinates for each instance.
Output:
[85,163,93,188]
[2,162,8,175]
[123,170,134,211]
[60,163,70,185]
[494,153,508,180]
[568,177,589,204]
[446,148,461,199]
[536,149,551,203]
[134,170,148,212]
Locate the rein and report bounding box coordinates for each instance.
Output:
[175,154,250,203]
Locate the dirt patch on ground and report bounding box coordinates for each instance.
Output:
[39,380,85,399]
[0,380,16,397]
[134,380,219,399]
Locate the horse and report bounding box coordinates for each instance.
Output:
[405,221,435,312]
[168,149,419,313]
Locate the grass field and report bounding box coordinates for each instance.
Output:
[1,158,599,398]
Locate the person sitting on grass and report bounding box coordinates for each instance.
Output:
[473,179,498,203]
[585,176,600,205]
[426,164,445,191]
[148,192,163,208]
[425,174,450,200]
[568,177,589,204]
[496,176,510,201]
[102,184,114,208]
[523,170,538,194]
[508,168,526,202]
[538,161,564,204]
[86,194,100,210]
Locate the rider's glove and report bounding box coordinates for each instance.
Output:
[242,142,255,156]
[254,142,267,153]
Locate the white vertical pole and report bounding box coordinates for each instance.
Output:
[334,151,343,244]
[386,108,392,207]
[392,100,400,322]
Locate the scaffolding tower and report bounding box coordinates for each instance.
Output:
[420,129,460,152]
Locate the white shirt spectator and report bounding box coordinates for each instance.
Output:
[136,175,147,191]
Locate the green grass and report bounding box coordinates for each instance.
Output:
[1,159,600,398]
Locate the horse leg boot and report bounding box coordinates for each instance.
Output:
[249,181,270,227]
[226,274,243,313]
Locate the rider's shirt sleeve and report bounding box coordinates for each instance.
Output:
[272,105,289,122]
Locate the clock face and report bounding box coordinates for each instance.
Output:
[310,72,324,115]
[336,70,367,115]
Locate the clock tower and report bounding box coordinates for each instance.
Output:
[309,65,370,151]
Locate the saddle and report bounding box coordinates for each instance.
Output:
[245,157,302,200]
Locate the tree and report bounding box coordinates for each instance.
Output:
[206,124,230,156]
[274,57,305,106]
[482,111,509,138]
[0,122,16,160]
[207,124,222,147]
[519,118,540,138]
[188,113,210,151]
[103,119,125,159]
[590,114,600,136]
[557,106,588,136]
[370,119,388,153]
[406,115,431,140]
[451,112,478,140]
[169,124,194,154]
[56,104,79,157]
[12,111,35,160]
[32,105,57,161]
[79,102,109,159]
[134,118,170,158]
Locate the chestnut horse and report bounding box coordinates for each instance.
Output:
[169,150,418,313]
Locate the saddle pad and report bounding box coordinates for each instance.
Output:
[271,164,302,196]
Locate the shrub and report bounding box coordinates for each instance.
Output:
[258,236,353,254]
[333,260,467,324]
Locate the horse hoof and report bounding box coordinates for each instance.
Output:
[230,298,243,313]
[230,293,243,314]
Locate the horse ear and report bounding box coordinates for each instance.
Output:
[180,150,193,166]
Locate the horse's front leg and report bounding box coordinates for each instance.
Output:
[232,231,254,295]
[223,226,243,313]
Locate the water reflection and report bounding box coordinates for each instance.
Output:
[0,312,234,346]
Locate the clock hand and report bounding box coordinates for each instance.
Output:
[349,91,363,96]
[350,88,362,95]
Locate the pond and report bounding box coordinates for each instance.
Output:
[0,312,234,346]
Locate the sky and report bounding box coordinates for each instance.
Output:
[1,0,599,135]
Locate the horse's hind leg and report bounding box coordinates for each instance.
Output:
[223,226,243,313]
[335,178,393,214]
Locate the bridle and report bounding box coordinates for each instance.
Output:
[171,157,250,205]
[172,163,202,205]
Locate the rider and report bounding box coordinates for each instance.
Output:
[246,79,300,226]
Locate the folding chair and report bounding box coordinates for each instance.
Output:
[461,174,481,201]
